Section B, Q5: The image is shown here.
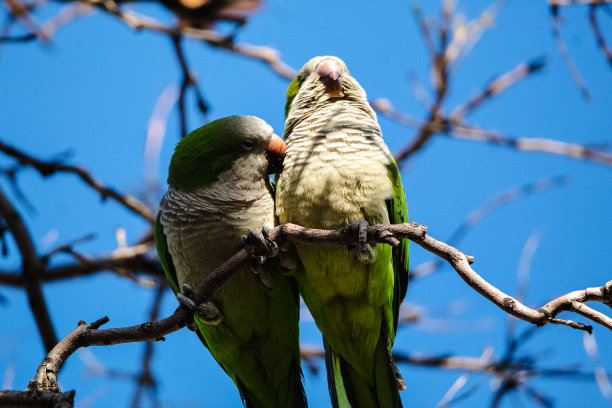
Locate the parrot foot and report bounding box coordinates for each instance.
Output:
[350,220,376,264]
[241,226,279,260]
[177,284,223,326]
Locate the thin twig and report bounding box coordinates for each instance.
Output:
[0,251,162,287]
[87,0,295,80]
[450,57,547,120]
[373,99,612,167]
[171,34,208,138]
[588,4,612,67]
[549,5,592,100]
[0,140,155,223]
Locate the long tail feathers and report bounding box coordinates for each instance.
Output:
[324,331,403,408]
[236,355,307,408]
[287,355,308,408]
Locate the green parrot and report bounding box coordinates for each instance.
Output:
[275,57,409,408]
[154,115,306,408]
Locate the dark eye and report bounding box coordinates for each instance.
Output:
[242,139,254,150]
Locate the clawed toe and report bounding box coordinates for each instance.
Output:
[350,220,376,264]
[177,283,223,326]
[242,226,279,261]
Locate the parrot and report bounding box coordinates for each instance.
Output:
[154,115,307,408]
[275,57,409,408]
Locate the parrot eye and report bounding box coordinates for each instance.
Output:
[241,139,254,150]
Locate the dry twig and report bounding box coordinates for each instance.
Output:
[373,99,612,167]
[549,5,592,100]
[0,140,155,223]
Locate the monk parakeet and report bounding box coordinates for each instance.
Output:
[155,115,306,408]
[276,57,409,408]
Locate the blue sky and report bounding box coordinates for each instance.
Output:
[1,1,611,407]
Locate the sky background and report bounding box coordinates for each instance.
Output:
[1,0,611,407]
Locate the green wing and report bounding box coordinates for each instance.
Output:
[154,211,180,294]
[385,156,409,337]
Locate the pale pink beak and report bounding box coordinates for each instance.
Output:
[317,59,343,96]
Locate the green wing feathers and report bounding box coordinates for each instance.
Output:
[154,212,180,294]
[385,156,409,337]
[325,323,403,408]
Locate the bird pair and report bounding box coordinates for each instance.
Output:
[155,56,409,408]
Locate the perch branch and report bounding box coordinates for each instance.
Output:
[24,222,612,393]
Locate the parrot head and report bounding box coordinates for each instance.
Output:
[167,115,285,191]
[285,56,364,118]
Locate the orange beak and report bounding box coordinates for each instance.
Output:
[266,134,287,156]
[266,134,286,174]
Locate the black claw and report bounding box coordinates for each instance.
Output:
[177,292,197,311]
[176,283,223,326]
[180,283,194,298]
[349,220,375,263]
[350,220,369,256]
[242,226,279,260]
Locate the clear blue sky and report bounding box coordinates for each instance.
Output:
[1,1,611,407]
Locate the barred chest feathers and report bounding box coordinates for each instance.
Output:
[276,102,394,229]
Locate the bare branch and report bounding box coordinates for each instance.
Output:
[20,221,612,394]
[84,0,296,80]
[588,4,612,67]
[0,140,155,223]
[0,250,162,287]
[171,34,208,138]
[0,389,75,407]
[374,99,612,167]
[549,5,592,100]
[0,187,57,352]
[549,1,612,7]
[450,57,547,120]
[3,0,45,41]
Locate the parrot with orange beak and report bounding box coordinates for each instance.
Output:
[155,115,306,408]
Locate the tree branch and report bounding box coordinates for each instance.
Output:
[0,187,58,352]
[0,251,162,287]
[85,0,295,80]
[0,140,155,223]
[372,99,612,167]
[0,389,75,407]
[20,222,612,394]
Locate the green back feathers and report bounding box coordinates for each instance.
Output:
[285,74,302,119]
[154,212,180,294]
[385,154,410,337]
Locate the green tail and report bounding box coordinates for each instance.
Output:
[324,328,403,408]
[236,355,307,408]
